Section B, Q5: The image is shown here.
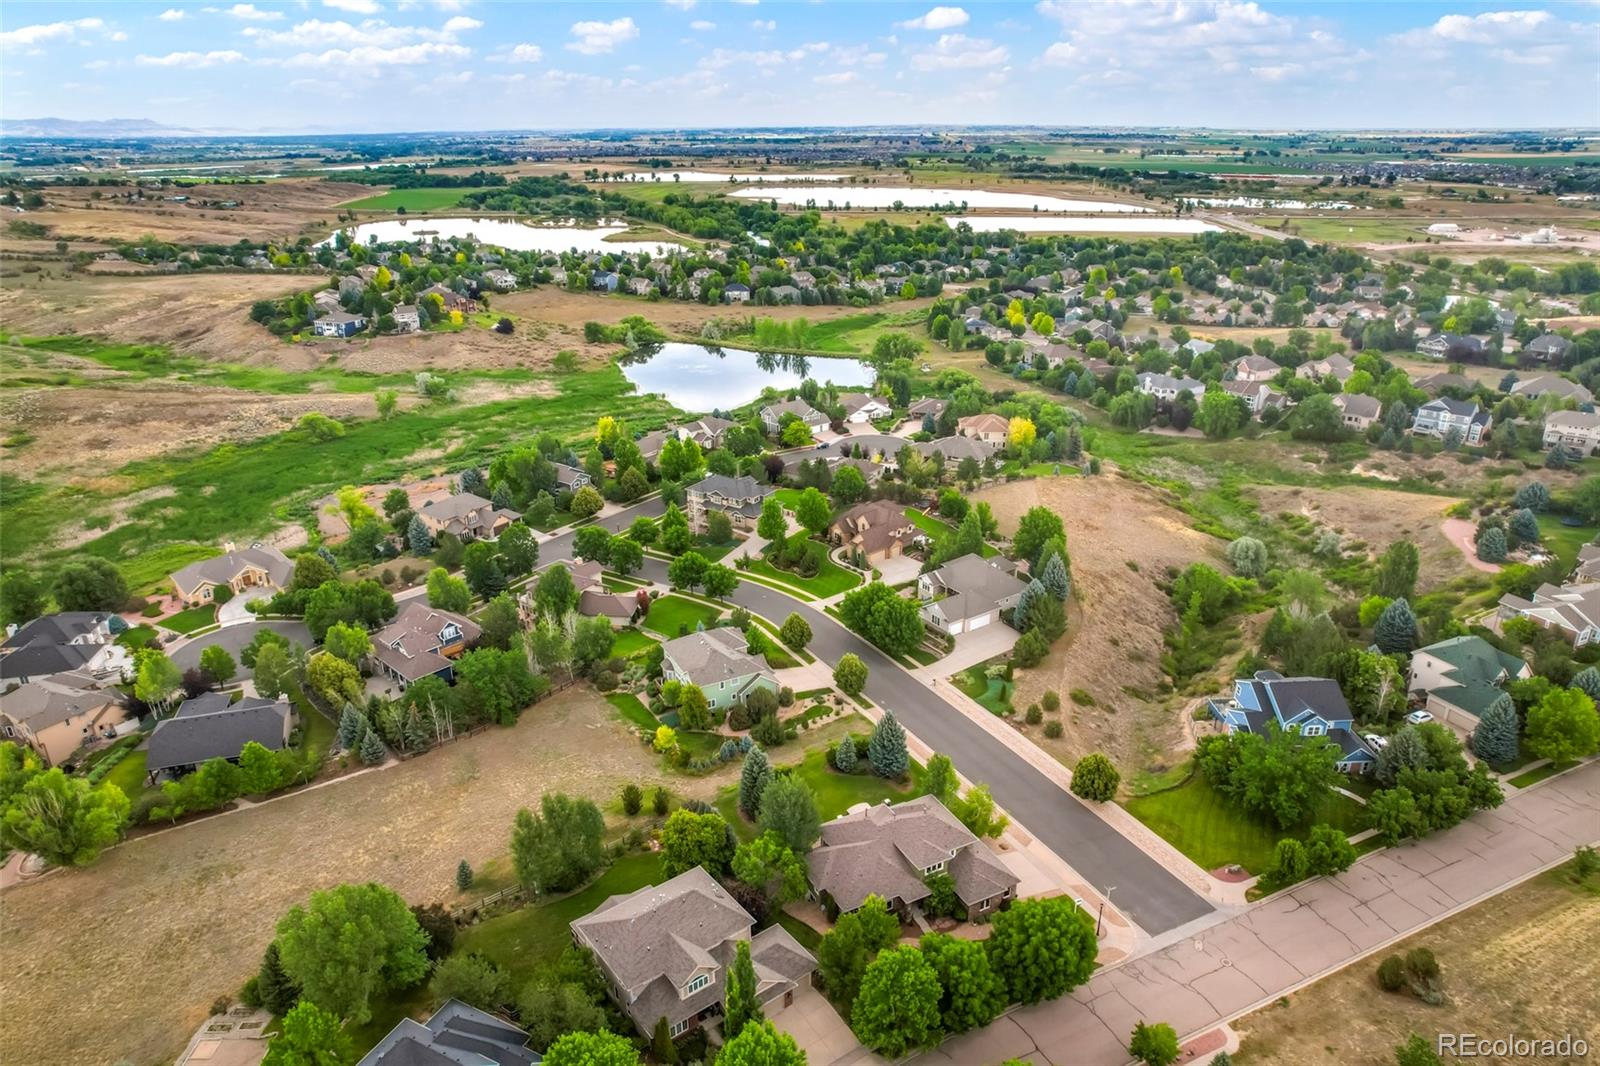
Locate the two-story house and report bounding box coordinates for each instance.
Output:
[659,628,778,711]
[415,493,522,541]
[1407,635,1531,727]
[1137,372,1205,403]
[1416,333,1482,360]
[368,603,481,689]
[571,866,816,1038]
[685,474,770,533]
[1411,398,1492,445]
[0,671,132,768]
[807,796,1019,920]
[312,311,367,338]
[956,413,1010,444]
[1543,411,1600,456]
[1207,670,1376,773]
[1497,580,1600,646]
[1296,354,1355,384]
[1231,354,1282,383]
[918,554,1027,636]
[1525,334,1574,364]
[551,462,593,493]
[1331,392,1382,432]
[759,399,828,437]
[828,500,920,564]
[838,392,893,424]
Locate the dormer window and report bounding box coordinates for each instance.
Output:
[685,973,711,996]
[1303,724,1325,737]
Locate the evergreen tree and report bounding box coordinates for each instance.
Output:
[1476,526,1507,563]
[1040,553,1071,600]
[255,942,301,1017]
[650,1017,679,1065]
[868,710,909,779]
[1014,579,1046,626]
[455,859,474,891]
[722,939,763,1042]
[358,728,386,765]
[738,745,771,819]
[1470,694,1519,765]
[1508,507,1540,547]
[337,703,366,750]
[407,514,433,555]
[1373,598,1418,655]
[1573,666,1600,702]
[1513,481,1550,512]
[834,733,858,772]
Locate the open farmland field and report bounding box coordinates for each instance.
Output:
[0,688,751,1066]
[1233,862,1600,1065]
[341,187,475,212]
[24,178,371,245]
[969,474,1221,769]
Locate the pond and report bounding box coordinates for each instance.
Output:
[947,215,1223,235]
[320,217,685,255]
[615,170,847,183]
[732,186,1152,212]
[619,342,873,413]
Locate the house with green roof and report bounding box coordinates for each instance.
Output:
[1407,636,1530,727]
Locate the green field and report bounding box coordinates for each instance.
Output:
[610,628,658,659]
[605,692,657,732]
[343,187,473,212]
[1276,218,1431,244]
[1124,771,1369,875]
[1537,514,1599,568]
[101,748,150,799]
[642,595,722,637]
[158,604,216,634]
[953,665,1013,716]
[903,508,999,558]
[743,540,863,599]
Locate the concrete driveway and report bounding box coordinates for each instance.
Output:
[771,984,864,1065]
[873,552,921,585]
[171,620,312,670]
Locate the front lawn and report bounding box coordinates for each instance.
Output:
[903,508,999,557]
[1124,770,1368,875]
[715,745,924,842]
[343,187,473,212]
[745,534,864,597]
[159,604,217,634]
[605,692,657,732]
[610,628,658,659]
[953,665,1013,716]
[643,595,722,637]
[1536,514,1599,569]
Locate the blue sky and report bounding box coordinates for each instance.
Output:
[2,1,1596,131]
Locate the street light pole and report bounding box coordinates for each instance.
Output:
[1098,885,1116,937]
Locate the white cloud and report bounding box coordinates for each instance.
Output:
[84,59,112,70]
[1429,9,1551,43]
[1250,63,1295,81]
[751,19,776,31]
[109,31,129,42]
[664,0,697,8]
[814,71,858,85]
[567,17,638,54]
[909,33,1007,70]
[281,40,469,66]
[443,15,482,33]
[324,0,381,13]
[137,49,246,66]
[505,42,543,62]
[896,6,968,31]
[158,8,187,20]
[1041,40,1078,64]
[689,19,715,31]
[0,18,104,47]
[219,4,283,21]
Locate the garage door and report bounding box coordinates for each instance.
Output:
[967,612,992,630]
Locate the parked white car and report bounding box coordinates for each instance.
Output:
[1363,733,1389,750]
[1405,710,1434,725]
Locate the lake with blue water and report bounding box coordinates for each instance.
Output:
[619,343,874,413]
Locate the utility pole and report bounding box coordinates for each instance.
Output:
[1098,885,1116,937]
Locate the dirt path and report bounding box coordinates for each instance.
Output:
[1442,517,1503,573]
[0,688,734,1066]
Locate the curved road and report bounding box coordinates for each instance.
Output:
[554,498,1213,934]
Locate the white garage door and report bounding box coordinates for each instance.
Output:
[967,612,992,631]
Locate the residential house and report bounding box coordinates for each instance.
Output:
[956,413,1010,444]
[1407,636,1531,728]
[1525,334,1574,364]
[768,284,802,304]
[591,271,620,293]
[0,613,129,686]
[416,493,522,541]
[357,1000,537,1066]
[1220,380,1288,418]
[368,602,481,688]
[171,544,294,607]
[1412,371,1474,397]
[1411,398,1492,445]
[419,283,474,313]
[1497,581,1600,646]
[1416,333,1483,360]
[337,275,364,300]
[1575,544,1600,582]
[565,560,641,626]
[830,434,907,469]
[1207,670,1376,773]
[660,628,778,710]
[621,275,651,297]
[723,282,751,303]
[552,463,593,492]
[1354,274,1385,300]
[312,311,367,338]
[635,428,673,463]
[1183,339,1215,357]
[570,866,816,1038]
[759,399,828,437]
[1231,354,1282,383]
[685,473,771,533]
[918,553,1028,636]
[1331,392,1382,432]
[1137,372,1205,403]
[915,435,997,467]
[678,416,735,450]
[312,290,342,316]
[4,612,117,652]
[808,796,1020,920]
[838,392,893,424]
[483,268,518,292]
[1509,374,1593,404]
[0,671,132,768]
[1543,411,1600,455]
[907,397,948,421]
[791,270,817,290]
[144,692,294,781]
[829,500,920,564]
[390,304,420,333]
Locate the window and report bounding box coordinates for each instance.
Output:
[670,1019,690,1037]
[1303,724,1325,737]
[924,861,946,874]
[685,973,711,996]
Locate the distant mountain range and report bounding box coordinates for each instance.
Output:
[0,117,231,138]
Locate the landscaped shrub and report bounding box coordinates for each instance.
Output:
[1025,704,1043,725]
[1044,720,1064,739]
[1041,690,1060,713]
[1376,954,1406,992]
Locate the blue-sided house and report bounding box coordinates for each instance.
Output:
[1208,669,1377,774]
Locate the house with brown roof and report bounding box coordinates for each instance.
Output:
[1231,354,1282,383]
[838,392,893,424]
[0,671,132,768]
[956,413,1010,445]
[828,500,920,563]
[678,416,735,450]
[907,397,948,421]
[564,560,642,625]
[570,866,816,1038]
[170,544,294,607]
[660,628,777,710]
[368,602,480,688]
[1296,354,1355,384]
[416,493,521,541]
[685,474,770,534]
[807,796,1019,920]
[915,435,998,467]
[1332,392,1382,432]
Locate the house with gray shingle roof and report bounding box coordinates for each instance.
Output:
[685,473,771,533]
[759,399,828,436]
[170,544,294,607]
[0,671,132,768]
[1407,636,1530,727]
[917,554,1027,636]
[1508,373,1593,404]
[915,435,998,467]
[807,795,1019,920]
[357,999,537,1066]
[570,866,816,1038]
[417,492,522,541]
[368,602,480,687]
[659,628,776,711]
[144,692,293,780]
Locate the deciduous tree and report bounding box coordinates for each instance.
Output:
[511,793,605,894]
[274,882,429,1024]
[985,896,1097,1005]
[851,946,944,1056]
